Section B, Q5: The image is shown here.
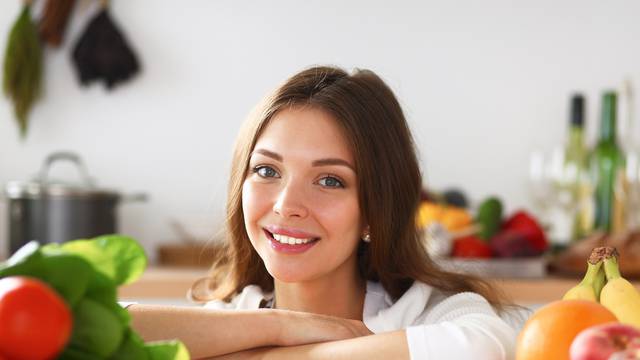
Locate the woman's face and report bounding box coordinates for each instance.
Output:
[242,106,363,283]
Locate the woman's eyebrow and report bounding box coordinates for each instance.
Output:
[253,148,282,161]
[312,158,355,172]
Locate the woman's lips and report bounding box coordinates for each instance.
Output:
[263,229,319,254]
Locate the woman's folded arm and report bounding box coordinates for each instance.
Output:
[208,313,515,360]
[209,330,409,360]
[127,304,371,359]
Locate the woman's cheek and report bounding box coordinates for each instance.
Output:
[315,195,361,235]
[242,181,275,231]
[242,181,261,235]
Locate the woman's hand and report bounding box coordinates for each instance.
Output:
[274,309,373,346]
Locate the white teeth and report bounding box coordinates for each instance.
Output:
[272,233,313,245]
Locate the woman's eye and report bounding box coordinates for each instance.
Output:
[254,166,279,178]
[318,176,344,188]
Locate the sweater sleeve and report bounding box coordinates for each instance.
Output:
[203,285,269,310]
[405,292,517,360]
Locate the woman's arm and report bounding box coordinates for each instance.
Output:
[128,304,371,359]
[210,314,514,360]
[209,331,410,360]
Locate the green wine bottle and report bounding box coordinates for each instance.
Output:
[592,91,627,233]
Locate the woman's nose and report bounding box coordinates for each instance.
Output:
[272,182,309,219]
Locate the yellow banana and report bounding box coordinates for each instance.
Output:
[599,249,640,327]
[592,264,606,302]
[563,259,604,302]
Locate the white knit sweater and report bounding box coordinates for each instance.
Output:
[204,281,520,360]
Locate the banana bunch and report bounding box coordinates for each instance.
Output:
[562,246,640,327]
[562,254,606,302]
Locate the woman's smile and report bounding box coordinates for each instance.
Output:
[264,229,320,254]
[263,225,321,254]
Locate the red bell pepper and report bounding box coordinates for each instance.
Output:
[501,210,548,252]
[452,235,493,258]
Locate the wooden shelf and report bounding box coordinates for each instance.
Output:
[118,267,640,305]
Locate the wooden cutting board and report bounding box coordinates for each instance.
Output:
[548,230,640,279]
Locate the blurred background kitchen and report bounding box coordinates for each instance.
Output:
[1,0,639,307]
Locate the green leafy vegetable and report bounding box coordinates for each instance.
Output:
[146,341,190,360]
[69,298,125,357]
[1,235,189,360]
[54,234,147,285]
[83,271,132,328]
[0,242,92,307]
[109,329,149,360]
[57,345,97,360]
[2,4,43,138]
[33,253,92,307]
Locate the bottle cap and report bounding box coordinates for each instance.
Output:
[570,94,585,127]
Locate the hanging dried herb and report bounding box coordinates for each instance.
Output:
[71,6,140,89]
[39,0,77,47]
[2,3,43,138]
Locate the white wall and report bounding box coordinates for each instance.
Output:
[1,0,639,261]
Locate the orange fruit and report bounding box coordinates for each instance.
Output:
[516,300,618,360]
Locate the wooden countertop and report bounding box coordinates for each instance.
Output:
[118,267,640,305]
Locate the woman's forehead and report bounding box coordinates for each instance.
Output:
[253,107,355,165]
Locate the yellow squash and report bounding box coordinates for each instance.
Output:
[417,202,472,232]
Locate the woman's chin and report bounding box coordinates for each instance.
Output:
[265,263,316,283]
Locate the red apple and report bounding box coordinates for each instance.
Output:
[609,348,640,359]
[570,323,640,360]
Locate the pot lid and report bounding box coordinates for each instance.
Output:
[4,152,120,199]
[5,180,120,199]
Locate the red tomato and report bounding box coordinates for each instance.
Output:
[452,235,493,258]
[0,276,72,360]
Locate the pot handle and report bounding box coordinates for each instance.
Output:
[37,151,95,187]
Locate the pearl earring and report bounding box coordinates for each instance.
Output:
[363,234,371,243]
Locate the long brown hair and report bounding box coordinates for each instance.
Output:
[191,66,506,309]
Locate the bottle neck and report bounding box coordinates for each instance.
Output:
[568,125,584,148]
[599,93,617,144]
[566,124,587,167]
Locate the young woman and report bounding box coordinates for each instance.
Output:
[129,66,517,359]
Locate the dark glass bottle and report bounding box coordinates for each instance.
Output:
[592,92,627,233]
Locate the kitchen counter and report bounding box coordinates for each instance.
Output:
[118,267,640,305]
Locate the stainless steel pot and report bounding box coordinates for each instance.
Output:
[4,152,147,255]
